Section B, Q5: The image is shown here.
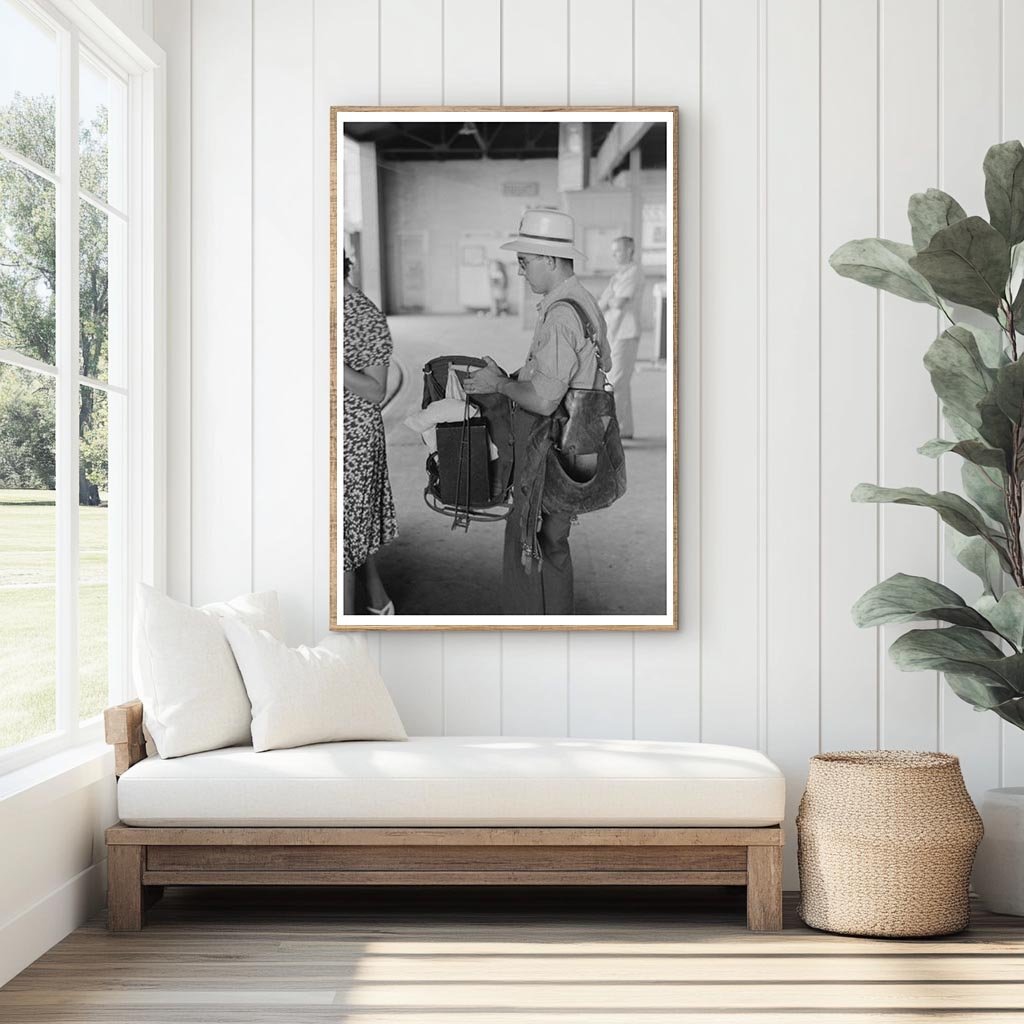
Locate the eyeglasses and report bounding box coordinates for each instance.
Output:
[517,254,544,270]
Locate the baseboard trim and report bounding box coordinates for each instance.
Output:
[0,859,107,987]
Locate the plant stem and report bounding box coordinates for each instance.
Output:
[1006,307,1024,587]
[1005,473,1024,588]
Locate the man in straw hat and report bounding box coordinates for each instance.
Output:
[464,209,612,615]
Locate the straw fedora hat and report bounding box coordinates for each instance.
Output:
[499,209,587,261]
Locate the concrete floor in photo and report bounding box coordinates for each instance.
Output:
[364,311,670,617]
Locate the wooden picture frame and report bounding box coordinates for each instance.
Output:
[331,107,679,630]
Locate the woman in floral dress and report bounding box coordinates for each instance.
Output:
[342,255,398,614]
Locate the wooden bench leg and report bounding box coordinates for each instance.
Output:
[746,845,783,931]
[107,845,145,932]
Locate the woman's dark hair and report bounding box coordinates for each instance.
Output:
[343,253,352,281]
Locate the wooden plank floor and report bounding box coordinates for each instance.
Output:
[3,885,1024,1022]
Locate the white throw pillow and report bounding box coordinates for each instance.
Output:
[223,621,407,752]
[133,584,283,758]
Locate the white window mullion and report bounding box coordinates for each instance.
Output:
[0,143,60,187]
[79,187,127,224]
[0,350,60,379]
[55,24,81,734]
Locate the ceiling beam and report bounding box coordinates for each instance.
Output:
[592,122,654,182]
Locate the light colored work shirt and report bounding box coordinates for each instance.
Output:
[518,275,612,403]
[599,261,645,342]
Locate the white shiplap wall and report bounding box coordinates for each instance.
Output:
[154,0,1024,885]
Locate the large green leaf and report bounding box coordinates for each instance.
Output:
[942,406,983,442]
[977,589,1024,649]
[830,238,944,307]
[944,671,1024,715]
[1008,241,1024,324]
[908,188,968,251]
[888,627,1024,702]
[852,573,994,630]
[993,357,1024,423]
[962,461,1009,528]
[918,437,1007,470]
[984,140,1024,246]
[1009,241,1024,303]
[923,325,997,427]
[977,391,1016,459]
[1012,277,1024,325]
[950,532,1004,596]
[851,483,1009,553]
[983,686,1024,728]
[909,217,1011,315]
[965,321,1012,369]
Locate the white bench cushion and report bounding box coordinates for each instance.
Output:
[117,737,785,828]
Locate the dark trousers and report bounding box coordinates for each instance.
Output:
[501,407,574,615]
[502,507,574,614]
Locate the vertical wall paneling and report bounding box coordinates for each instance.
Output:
[442,0,501,106]
[312,0,380,654]
[313,0,380,107]
[819,0,880,752]
[153,0,190,604]
[1001,0,1024,785]
[938,0,1002,795]
[877,0,941,751]
[380,0,443,106]
[632,0,700,742]
[501,633,569,736]
[189,0,253,605]
[444,639,502,734]
[567,0,633,105]
[568,633,635,738]
[440,0,503,734]
[380,633,446,734]
[764,0,821,882]
[252,0,315,646]
[377,0,447,721]
[165,0,1021,894]
[563,2,637,738]
[501,0,569,105]
[440,622,503,737]
[698,0,760,749]
[365,633,382,668]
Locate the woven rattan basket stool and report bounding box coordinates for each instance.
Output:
[797,751,983,937]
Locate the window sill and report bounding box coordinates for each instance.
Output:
[0,740,114,816]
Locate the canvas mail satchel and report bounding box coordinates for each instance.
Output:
[540,298,628,516]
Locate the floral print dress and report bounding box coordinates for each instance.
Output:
[342,287,398,571]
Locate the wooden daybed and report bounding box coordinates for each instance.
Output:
[104,700,785,932]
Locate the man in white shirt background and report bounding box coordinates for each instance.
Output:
[598,235,645,440]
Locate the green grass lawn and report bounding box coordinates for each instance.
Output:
[0,489,109,751]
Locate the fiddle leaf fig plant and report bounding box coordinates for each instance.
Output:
[832,140,1024,731]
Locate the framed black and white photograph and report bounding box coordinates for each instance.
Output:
[330,107,678,630]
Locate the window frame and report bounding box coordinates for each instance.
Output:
[0,0,164,776]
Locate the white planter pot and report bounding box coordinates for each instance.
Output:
[973,787,1024,916]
